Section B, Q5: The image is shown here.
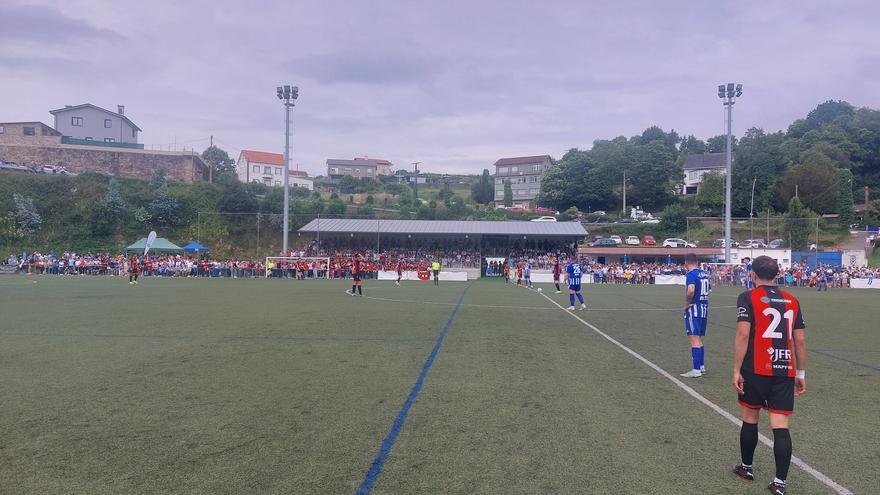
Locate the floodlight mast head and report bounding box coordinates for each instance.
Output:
[735,83,743,97]
[718,85,726,98]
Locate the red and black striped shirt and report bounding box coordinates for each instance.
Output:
[736,286,806,377]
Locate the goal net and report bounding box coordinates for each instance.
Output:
[265,257,331,279]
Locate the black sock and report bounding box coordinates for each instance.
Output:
[740,422,758,466]
[129,275,132,282]
[555,283,560,291]
[357,285,362,295]
[134,274,138,281]
[773,428,792,482]
[351,285,356,293]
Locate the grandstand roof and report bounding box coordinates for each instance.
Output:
[298,219,587,236]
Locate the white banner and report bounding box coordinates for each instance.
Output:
[850,278,880,289]
[529,272,594,284]
[654,274,686,285]
[377,270,468,282]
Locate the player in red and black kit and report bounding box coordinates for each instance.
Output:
[732,256,807,495]
[552,257,562,293]
[395,260,404,286]
[128,256,141,285]
[350,254,363,296]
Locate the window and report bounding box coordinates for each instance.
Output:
[0,125,4,134]
[498,167,508,174]
[104,138,115,143]
[366,169,373,175]
[275,167,281,175]
[496,191,504,198]
[23,127,35,136]
[344,167,352,173]
[495,178,503,184]
[84,137,93,140]
[264,166,271,175]
[132,129,136,138]
[104,119,112,128]
[252,165,259,173]
[275,181,281,186]
[330,167,338,174]
[263,178,272,185]
[510,166,518,173]
[71,117,83,127]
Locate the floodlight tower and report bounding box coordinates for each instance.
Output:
[277,84,299,253]
[718,83,742,262]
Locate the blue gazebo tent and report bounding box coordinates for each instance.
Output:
[183,241,211,254]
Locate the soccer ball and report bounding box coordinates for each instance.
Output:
[536,288,543,292]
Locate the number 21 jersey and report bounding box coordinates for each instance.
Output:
[736,286,805,377]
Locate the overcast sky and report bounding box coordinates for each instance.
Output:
[2,0,878,176]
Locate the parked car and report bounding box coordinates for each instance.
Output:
[640,218,660,224]
[592,235,604,242]
[625,235,640,246]
[711,238,740,248]
[768,239,785,249]
[609,235,623,245]
[686,240,698,248]
[591,238,618,247]
[642,235,656,246]
[662,238,688,248]
[533,207,559,216]
[530,216,557,222]
[741,239,767,248]
[593,210,607,216]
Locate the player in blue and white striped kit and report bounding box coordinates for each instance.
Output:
[681,253,710,378]
[565,260,586,311]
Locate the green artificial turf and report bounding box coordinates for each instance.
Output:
[0,276,876,494]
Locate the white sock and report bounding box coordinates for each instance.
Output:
[773,478,786,485]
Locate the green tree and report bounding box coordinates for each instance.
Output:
[202,145,236,175]
[776,159,838,213]
[659,203,687,233]
[13,193,41,242]
[502,180,513,207]
[216,173,258,213]
[149,182,180,229]
[326,198,346,216]
[471,169,494,204]
[357,204,375,218]
[783,196,818,250]
[695,172,724,215]
[836,168,855,224]
[438,177,454,203]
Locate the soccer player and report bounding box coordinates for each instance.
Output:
[515,262,523,287]
[396,259,404,286]
[565,259,586,310]
[732,256,807,495]
[552,257,562,293]
[350,254,363,296]
[431,259,441,285]
[502,262,510,283]
[742,257,754,289]
[128,255,140,285]
[524,260,532,288]
[680,254,710,378]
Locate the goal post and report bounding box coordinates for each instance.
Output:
[265,257,331,278]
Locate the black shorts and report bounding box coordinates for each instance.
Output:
[353,273,361,282]
[432,270,439,277]
[738,371,795,415]
[553,275,560,282]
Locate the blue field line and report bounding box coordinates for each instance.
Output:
[355,283,472,495]
[810,349,880,372]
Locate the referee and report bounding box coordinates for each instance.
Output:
[431,259,440,285]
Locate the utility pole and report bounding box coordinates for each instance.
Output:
[750,177,756,244]
[718,83,743,262]
[412,161,421,202]
[277,85,299,254]
[622,170,627,219]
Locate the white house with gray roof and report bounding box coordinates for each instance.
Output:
[50,104,141,145]
[680,152,732,195]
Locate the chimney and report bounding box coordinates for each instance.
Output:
[117,105,125,116]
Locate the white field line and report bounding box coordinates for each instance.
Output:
[536,290,853,495]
